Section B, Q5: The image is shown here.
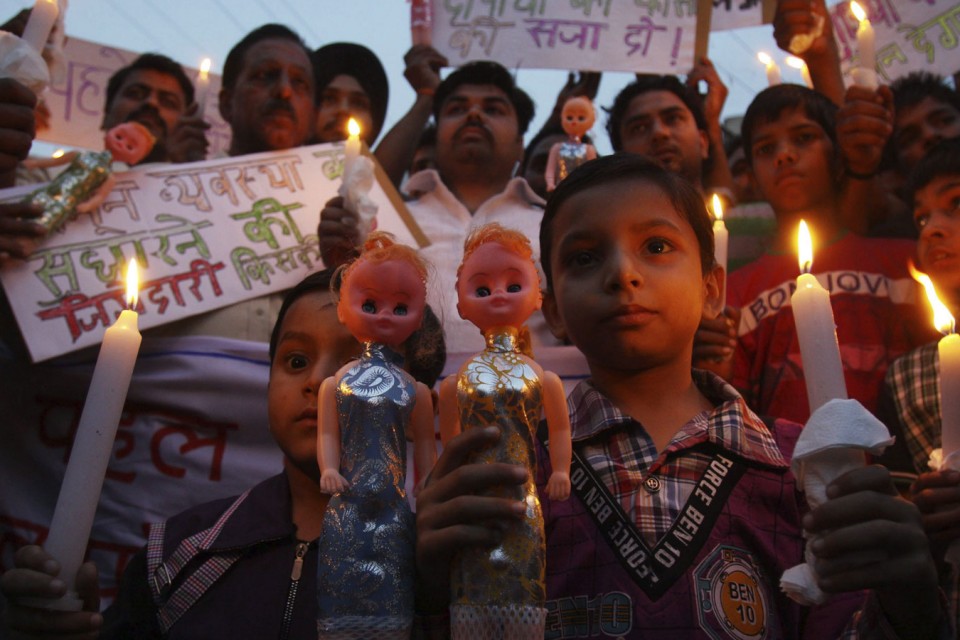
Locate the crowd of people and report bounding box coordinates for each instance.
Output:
[1,0,960,637]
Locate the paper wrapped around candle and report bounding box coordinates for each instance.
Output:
[31,266,142,610]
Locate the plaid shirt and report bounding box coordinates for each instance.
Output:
[568,370,786,547]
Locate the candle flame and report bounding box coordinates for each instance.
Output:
[347,118,360,138]
[199,58,211,77]
[125,259,139,309]
[711,194,724,222]
[850,1,866,23]
[51,148,64,159]
[910,262,956,335]
[797,220,813,274]
[785,56,805,70]
[757,51,773,66]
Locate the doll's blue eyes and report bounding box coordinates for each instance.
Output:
[507,284,521,293]
[476,287,490,297]
[394,305,408,316]
[362,300,376,313]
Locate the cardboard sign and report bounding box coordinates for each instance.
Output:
[0,143,426,362]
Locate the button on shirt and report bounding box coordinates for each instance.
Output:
[405,170,556,355]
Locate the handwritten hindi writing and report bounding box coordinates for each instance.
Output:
[0,143,423,362]
[39,37,230,158]
[829,0,960,83]
[433,0,698,73]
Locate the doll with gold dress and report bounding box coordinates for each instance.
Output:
[439,223,571,639]
[316,232,437,638]
[545,96,597,192]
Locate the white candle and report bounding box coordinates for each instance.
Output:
[786,56,814,89]
[21,0,59,54]
[791,220,848,413]
[41,259,142,610]
[195,58,212,114]
[850,1,878,90]
[911,265,960,457]
[343,117,362,177]
[711,194,728,302]
[757,52,781,87]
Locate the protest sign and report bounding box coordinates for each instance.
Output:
[0,143,426,362]
[829,0,960,83]
[37,36,231,157]
[431,0,698,74]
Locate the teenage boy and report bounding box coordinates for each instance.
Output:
[718,85,934,424]
[416,153,947,638]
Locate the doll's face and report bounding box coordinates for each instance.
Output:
[456,241,542,333]
[338,258,426,347]
[104,122,156,164]
[561,97,595,139]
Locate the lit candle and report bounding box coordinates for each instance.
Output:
[850,1,878,90]
[757,51,782,87]
[21,0,59,54]
[410,0,433,46]
[791,220,848,413]
[785,56,814,89]
[195,57,212,114]
[40,259,142,610]
[911,265,960,457]
[343,117,362,177]
[711,194,728,301]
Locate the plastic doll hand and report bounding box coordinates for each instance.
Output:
[75,174,116,215]
[773,0,831,58]
[320,468,350,494]
[318,196,361,269]
[910,469,960,554]
[547,470,571,501]
[807,465,943,638]
[165,103,211,164]
[0,201,44,261]
[836,85,893,179]
[0,545,102,638]
[0,77,36,182]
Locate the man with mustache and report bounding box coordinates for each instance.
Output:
[101,54,209,164]
[319,61,556,353]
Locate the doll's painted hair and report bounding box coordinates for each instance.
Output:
[339,231,429,288]
[456,223,536,285]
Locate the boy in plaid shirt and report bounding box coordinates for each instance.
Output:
[417,154,948,638]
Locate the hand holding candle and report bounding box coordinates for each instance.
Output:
[791,220,848,414]
[849,1,878,90]
[757,51,781,87]
[35,259,142,610]
[339,118,378,240]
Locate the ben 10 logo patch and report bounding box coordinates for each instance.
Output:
[695,545,776,639]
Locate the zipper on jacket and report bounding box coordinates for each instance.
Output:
[279,541,309,640]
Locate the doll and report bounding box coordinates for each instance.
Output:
[545,95,598,192]
[316,232,437,638]
[23,122,155,235]
[440,223,572,640]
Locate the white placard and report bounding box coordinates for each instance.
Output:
[0,143,425,362]
[431,0,698,74]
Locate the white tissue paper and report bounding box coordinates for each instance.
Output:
[780,398,894,605]
[928,447,960,565]
[789,14,825,55]
[338,155,379,242]
[0,31,50,95]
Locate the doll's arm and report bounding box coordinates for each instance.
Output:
[412,381,438,495]
[75,173,116,214]
[318,376,349,493]
[545,143,561,192]
[438,376,461,446]
[542,371,572,501]
[585,144,597,162]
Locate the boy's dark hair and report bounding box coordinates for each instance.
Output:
[540,153,715,292]
[269,268,337,363]
[432,61,535,135]
[891,72,960,119]
[222,24,313,96]
[605,75,708,152]
[313,42,389,142]
[741,84,839,166]
[105,53,195,112]
[905,137,960,209]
